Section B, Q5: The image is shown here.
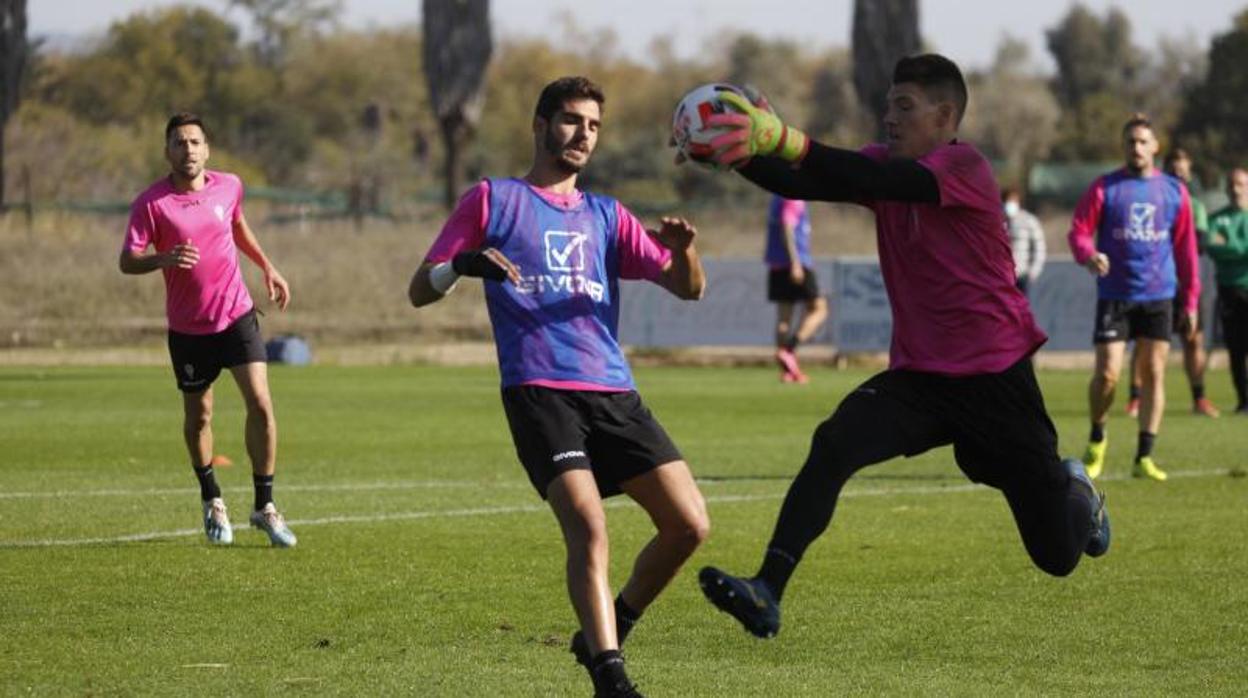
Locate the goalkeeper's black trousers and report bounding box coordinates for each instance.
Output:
[762,358,1095,589]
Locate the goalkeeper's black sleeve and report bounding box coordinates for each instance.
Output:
[739,142,940,205]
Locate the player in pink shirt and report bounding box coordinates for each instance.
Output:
[120,113,296,548]
[683,55,1110,639]
[409,77,708,698]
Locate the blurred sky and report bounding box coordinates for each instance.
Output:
[28,0,1242,72]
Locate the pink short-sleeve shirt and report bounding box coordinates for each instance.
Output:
[861,143,1047,375]
[124,171,253,335]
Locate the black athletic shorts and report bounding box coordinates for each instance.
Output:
[767,266,821,303]
[500,385,683,499]
[167,309,267,393]
[847,358,1065,492]
[1092,299,1172,343]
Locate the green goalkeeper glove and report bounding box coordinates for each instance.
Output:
[706,90,810,169]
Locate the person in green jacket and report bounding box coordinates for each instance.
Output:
[1206,167,1248,413]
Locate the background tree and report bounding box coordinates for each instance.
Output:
[1,0,27,208]
[1046,4,1139,108]
[1175,10,1248,180]
[422,0,492,210]
[9,0,1233,215]
[1135,35,1207,140]
[38,9,245,128]
[851,0,920,139]
[962,36,1060,186]
[229,0,341,70]
[1045,4,1143,160]
[806,48,870,147]
[725,35,807,122]
[24,8,266,200]
[282,27,430,212]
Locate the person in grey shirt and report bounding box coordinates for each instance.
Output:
[1003,186,1046,296]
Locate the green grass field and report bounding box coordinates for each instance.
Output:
[2,364,1245,696]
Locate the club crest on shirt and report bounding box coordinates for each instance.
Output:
[544,230,586,272]
[1114,202,1167,242]
[1129,203,1155,233]
[514,229,604,302]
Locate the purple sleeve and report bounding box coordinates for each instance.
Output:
[424,181,490,263]
[917,144,999,212]
[615,202,671,281]
[124,197,155,252]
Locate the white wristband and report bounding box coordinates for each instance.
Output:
[429,262,460,295]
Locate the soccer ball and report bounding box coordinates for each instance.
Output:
[671,83,748,165]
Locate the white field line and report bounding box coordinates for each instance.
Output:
[0,469,1233,549]
[0,480,529,500]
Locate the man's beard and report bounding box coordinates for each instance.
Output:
[545,129,586,174]
[1126,155,1152,175]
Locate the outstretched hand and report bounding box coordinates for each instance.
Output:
[669,86,781,168]
[648,216,697,251]
[703,91,809,169]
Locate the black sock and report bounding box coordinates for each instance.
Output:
[1191,383,1206,401]
[614,595,641,645]
[590,650,628,690]
[1089,423,1105,443]
[193,465,221,501]
[253,474,274,511]
[1129,384,1141,400]
[756,546,799,601]
[1136,432,1156,461]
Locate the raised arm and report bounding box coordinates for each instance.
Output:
[739,145,939,204]
[410,181,523,308]
[409,250,522,308]
[119,200,196,274]
[698,90,939,204]
[650,217,705,300]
